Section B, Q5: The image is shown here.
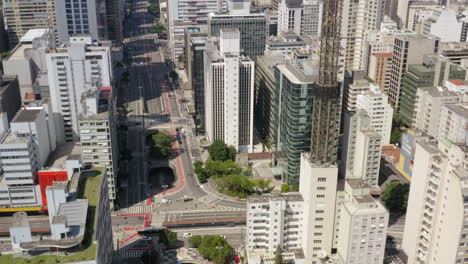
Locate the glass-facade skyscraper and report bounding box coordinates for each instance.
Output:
[208,12,267,60]
[272,60,317,185]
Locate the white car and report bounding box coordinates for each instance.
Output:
[183,233,192,238]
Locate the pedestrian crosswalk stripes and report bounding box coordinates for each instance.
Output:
[117,249,144,259]
[118,204,150,215]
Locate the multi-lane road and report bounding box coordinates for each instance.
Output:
[115,0,248,253]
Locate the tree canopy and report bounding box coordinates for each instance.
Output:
[150,132,173,159]
[274,247,283,264]
[382,182,409,213]
[208,140,236,161]
[198,235,233,264]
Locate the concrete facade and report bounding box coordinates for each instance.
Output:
[356,84,393,145]
[402,140,468,264]
[277,0,322,37]
[2,29,53,101]
[204,30,254,153]
[388,34,439,109]
[2,0,55,47]
[46,37,112,142]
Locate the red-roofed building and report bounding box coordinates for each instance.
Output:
[38,171,68,207]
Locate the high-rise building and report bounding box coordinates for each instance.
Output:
[420,8,464,42]
[254,53,286,142]
[412,80,466,138]
[2,29,53,101]
[55,0,101,43]
[272,59,317,185]
[46,36,112,142]
[105,0,124,45]
[79,86,118,202]
[167,0,222,61]
[246,194,305,263]
[356,84,393,145]
[0,8,9,53]
[439,42,468,65]
[341,111,383,187]
[204,29,254,152]
[341,0,381,71]
[0,108,56,208]
[185,28,208,135]
[336,179,389,264]
[55,0,123,45]
[399,55,466,126]
[277,0,322,37]
[402,139,468,264]
[367,52,392,93]
[299,153,339,263]
[438,102,468,145]
[388,34,439,109]
[342,71,373,113]
[208,0,267,60]
[2,0,55,48]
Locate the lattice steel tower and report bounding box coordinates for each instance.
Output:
[309,0,343,164]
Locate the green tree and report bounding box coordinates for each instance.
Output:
[274,247,283,264]
[281,184,290,193]
[193,161,203,169]
[252,179,273,193]
[188,235,202,248]
[228,146,237,161]
[151,132,173,159]
[177,55,184,62]
[208,140,230,161]
[390,128,402,145]
[198,235,233,264]
[382,182,410,213]
[152,24,165,34]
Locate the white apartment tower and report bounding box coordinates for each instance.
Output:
[402,139,468,264]
[204,29,254,153]
[341,111,383,187]
[438,102,468,145]
[79,86,118,202]
[246,194,305,263]
[46,36,112,142]
[341,0,381,71]
[356,84,393,145]
[167,0,223,61]
[413,86,462,139]
[0,109,54,207]
[299,153,339,263]
[277,0,322,37]
[337,179,389,264]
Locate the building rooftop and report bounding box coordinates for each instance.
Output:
[248,193,303,203]
[20,29,48,43]
[445,102,468,117]
[7,43,33,61]
[44,142,81,169]
[0,129,30,144]
[12,109,41,123]
[11,212,30,228]
[276,59,319,84]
